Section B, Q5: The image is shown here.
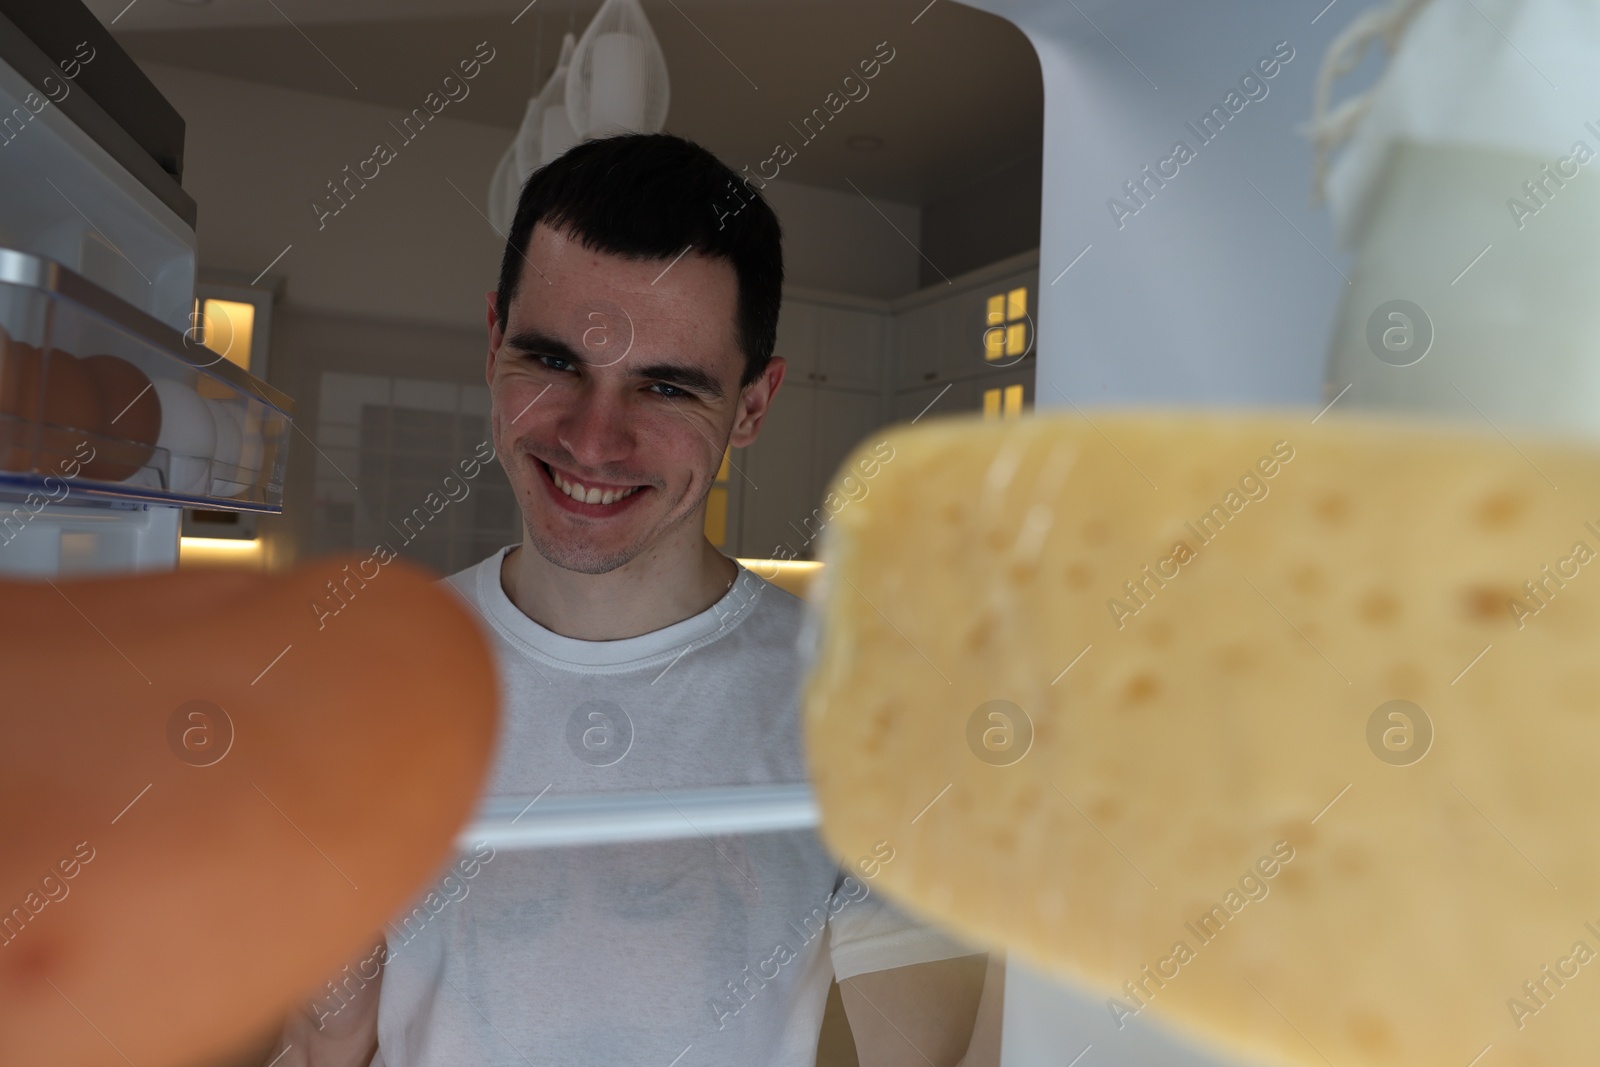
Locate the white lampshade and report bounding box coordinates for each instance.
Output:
[565,0,669,138]
[587,32,648,134]
[489,33,578,225]
[540,104,579,165]
[489,0,670,226]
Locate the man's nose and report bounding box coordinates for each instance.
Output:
[556,386,635,470]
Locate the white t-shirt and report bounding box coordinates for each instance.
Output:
[369,545,975,1067]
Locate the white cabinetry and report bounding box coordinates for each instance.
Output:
[738,379,814,559]
[892,377,976,424]
[737,379,882,559]
[778,300,887,392]
[733,253,1039,560]
[816,306,886,391]
[893,261,1040,391]
[771,301,820,383]
[892,301,943,390]
[812,385,882,496]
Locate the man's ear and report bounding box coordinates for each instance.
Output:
[485,290,502,386]
[729,356,786,449]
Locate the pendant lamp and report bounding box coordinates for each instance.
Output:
[485,0,671,231]
[565,0,671,138]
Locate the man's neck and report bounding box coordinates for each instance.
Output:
[499,533,740,642]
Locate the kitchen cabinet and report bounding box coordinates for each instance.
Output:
[892,377,978,424]
[811,385,882,496]
[772,300,821,384]
[777,299,886,392]
[892,300,943,390]
[938,291,990,383]
[972,360,1037,415]
[893,264,1040,390]
[736,380,881,559]
[816,305,887,391]
[737,253,1039,560]
[892,361,1037,426]
[738,379,815,560]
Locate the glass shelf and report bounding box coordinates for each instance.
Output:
[460,783,819,852]
[0,248,292,513]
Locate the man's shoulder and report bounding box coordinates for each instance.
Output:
[726,566,808,644]
[435,547,504,607]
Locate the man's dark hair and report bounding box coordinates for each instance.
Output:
[494,133,784,388]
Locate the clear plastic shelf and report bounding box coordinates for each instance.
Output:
[0,247,292,513]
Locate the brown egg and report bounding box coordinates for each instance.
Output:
[0,552,498,1067]
[37,350,103,474]
[2,343,107,476]
[79,354,162,482]
[0,329,42,472]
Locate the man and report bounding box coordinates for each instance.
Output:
[274,133,1000,1066]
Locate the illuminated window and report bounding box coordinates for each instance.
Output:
[982,384,1026,420]
[984,286,1029,361]
[705,447,731,546]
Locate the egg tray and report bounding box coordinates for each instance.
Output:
[0,248,292,513]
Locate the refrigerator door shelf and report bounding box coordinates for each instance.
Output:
[0,247,291,513]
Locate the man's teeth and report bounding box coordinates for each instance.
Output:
[550,466,641,505]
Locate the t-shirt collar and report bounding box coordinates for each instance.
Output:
[475,544,766,669]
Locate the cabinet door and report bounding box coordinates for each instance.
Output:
[892,377,978,424]
[938,270,1041,382]
[972,359,1037,418]
[806,388,882,552]
[737,380,816,559]
[983,268,1040,369]
[772,301,819,383]
[812,387,881,489]
[892,301,943,390]
[939,288,992,382]
[815,306,886,391]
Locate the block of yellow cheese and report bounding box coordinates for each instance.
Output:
[805,410,1600,1067]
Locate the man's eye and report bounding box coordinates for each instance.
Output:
[651,382,690,399]
[537,354,573,372]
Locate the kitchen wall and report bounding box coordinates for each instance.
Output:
[140,61,926,328]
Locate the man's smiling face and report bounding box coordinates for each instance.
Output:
[486,222,779,575]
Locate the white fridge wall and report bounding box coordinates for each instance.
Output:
[0,55,195,327]
[0,50,198,576]
[944,1,1357,1062]
[0,502,180,576]
[1003,955,1279,1067]
[958,0,1348,409]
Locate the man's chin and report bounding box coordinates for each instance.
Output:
[523,532,641,576]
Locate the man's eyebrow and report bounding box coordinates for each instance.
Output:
[503,328,580,359]
[502,328,727,401]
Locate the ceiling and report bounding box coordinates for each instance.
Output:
[90,0,1044,206]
